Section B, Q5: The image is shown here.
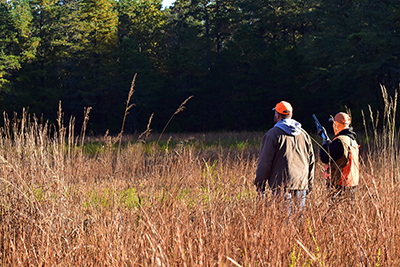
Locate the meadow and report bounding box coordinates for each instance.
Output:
[0,103,399,266]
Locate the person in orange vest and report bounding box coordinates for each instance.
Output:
[318,112,359,200]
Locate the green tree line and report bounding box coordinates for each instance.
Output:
[1,0,399,134]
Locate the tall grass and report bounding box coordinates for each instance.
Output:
[362,85,399,187]
[0,91,400,265]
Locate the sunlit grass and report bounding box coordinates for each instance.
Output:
[1,85,400,265]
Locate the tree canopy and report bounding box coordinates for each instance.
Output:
[0,0,399,134]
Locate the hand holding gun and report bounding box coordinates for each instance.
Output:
[313,114,331,144]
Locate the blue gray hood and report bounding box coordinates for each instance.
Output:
[274,118,302,136]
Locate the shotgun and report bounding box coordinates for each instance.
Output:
[312,114,329,141]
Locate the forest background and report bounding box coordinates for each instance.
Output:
[1,0,399,135]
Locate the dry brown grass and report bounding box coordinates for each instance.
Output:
[0,108,399,266]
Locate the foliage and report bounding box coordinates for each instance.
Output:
[0,0,38,89]
[1,0,400,133]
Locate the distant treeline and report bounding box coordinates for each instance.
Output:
[1,0,399,134]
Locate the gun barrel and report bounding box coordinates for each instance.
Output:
[312,114,328,141]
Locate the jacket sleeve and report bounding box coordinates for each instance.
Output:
[254,133,276,191]
[320,138,344,163]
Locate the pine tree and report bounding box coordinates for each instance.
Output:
[81,0,118,52]
[0,0,38,90]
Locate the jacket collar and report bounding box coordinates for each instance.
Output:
[336,128,356,139]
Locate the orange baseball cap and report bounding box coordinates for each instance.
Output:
[273,101,292,115]
[329,112,351,125]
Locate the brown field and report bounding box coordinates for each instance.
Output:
[0,111,399,266]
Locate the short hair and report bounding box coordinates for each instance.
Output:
[277,112,292,119]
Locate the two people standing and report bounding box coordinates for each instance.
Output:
[254,101,359,208]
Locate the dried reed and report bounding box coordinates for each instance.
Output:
[0,88,399,265]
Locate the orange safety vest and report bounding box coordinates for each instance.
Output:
[324,135,359,187]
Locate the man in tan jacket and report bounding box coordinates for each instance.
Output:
[254,101,315,208]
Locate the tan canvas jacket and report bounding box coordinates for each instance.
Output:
[254,125,315,192]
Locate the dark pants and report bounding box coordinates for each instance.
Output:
[328,183,357,202]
